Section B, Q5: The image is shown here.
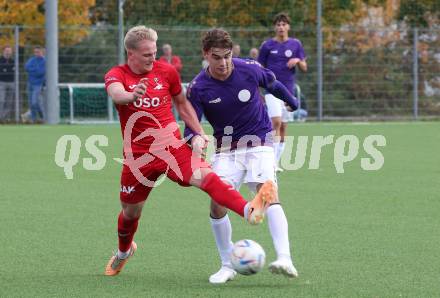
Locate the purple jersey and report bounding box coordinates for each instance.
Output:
[184,58,275,150]
[258,38,306,92]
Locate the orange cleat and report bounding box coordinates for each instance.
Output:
[105,241,137,276]
[247,180,277,225]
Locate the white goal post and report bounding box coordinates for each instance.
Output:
[57,83,190,124]
[58,83,115,124]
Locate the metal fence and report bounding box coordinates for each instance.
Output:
[0,25,439,123]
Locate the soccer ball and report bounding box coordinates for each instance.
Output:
[230,239,266,275]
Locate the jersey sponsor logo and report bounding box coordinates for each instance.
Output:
[162,95,170,105]
[120,185,135,194]
[270,50,278,54]
[245,60,262,67]
[133,97,161,108]
[285,50,293,57]
[209,97,222,104]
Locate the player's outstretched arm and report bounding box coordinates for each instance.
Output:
[266,80,299,111]
[107,80,146,105]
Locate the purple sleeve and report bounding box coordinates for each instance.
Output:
[296,40,306,60]
[266,80,298,111]
[183,83,204,140]
[257,41,269,67]
[252,61,276,89]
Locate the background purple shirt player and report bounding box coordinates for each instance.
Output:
[256,12,308,173]
[258,38,306,94]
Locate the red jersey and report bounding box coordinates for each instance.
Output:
[104,61,183,155]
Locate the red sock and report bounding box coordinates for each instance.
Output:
[200,173,247,217]
[117,211,139,252]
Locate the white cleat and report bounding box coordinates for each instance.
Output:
[268,259,298,278]
[209,266,237,284]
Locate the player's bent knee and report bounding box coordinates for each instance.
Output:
[190,167,213,188]
[210,199,228,218]
[280,123,287,138]
[271,118,282,136]
[272,118,282,129]
[121,201,145,220]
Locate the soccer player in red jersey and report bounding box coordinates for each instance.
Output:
[103,26,276,276]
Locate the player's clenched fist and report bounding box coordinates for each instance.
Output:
[286,58,301,69]
[132,78,148,101]
[191,134,209,158]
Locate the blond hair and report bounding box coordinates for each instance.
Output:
[124,26,158,50]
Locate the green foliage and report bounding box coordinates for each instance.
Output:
[90,1,118,25]
[398,0,440,28]
[57,1,440,118]
[0,0,96,46]
[90,0,375,28]
[58,28,117,83]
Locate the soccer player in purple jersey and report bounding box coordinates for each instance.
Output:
[184,28,300,283]
[258,12,307,171]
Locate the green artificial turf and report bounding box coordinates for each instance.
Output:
[0,122,439,297]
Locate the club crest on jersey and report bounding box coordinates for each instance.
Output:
[285,50,293,57]
[153,77,163,90]
[238,89,251,102]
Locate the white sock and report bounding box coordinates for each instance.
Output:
[277,142,285,164]
[266,204,292,260]
[117,248,130,259]
[273,142,280,163]
[210,214,233,267]
[244,202,249,220]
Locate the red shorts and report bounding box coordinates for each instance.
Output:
[119,144,210,204]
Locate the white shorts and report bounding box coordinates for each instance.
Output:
[265,94,293,123]
[211,146,277,194]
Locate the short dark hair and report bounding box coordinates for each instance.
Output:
[273,12,291,25]
[202,28,233,52]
